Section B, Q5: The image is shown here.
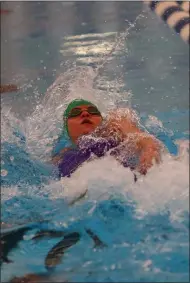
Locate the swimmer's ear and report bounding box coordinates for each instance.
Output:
[0,84,19,94]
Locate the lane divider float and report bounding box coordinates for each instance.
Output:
[144,1,190,44]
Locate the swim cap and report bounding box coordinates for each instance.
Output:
[63,99,100,138]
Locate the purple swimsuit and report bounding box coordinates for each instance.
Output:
[58,136,138,179]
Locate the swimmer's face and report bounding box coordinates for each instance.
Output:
[67,104,103,143]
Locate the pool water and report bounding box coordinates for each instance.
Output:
[1,2,189,282]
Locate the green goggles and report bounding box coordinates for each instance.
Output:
[68,106,101,118]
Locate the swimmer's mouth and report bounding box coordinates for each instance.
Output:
[81,119,93,124]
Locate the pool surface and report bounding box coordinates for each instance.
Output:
[1,2,189,282]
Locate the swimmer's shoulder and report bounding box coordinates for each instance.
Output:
[52,133,70,157]
[51,133,73,165]
[52,146,73,165]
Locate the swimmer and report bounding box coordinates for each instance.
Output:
[52,99,162,177]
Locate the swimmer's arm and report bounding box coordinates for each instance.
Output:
[107,108,142,135]
[95,110,142,141]
[116,117,162,174]
[134,134,162,174]
[103,110,162,174]
[120,130,161,175]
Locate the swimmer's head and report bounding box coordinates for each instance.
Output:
[63,99,103,144]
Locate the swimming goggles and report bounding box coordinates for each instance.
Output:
[68,106,101,118]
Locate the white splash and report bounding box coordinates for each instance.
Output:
[1,186,21,201]
[47,144,188,217]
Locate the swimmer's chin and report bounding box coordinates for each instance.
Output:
[82,126,95,135]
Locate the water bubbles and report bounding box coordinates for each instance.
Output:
[69,217,76,222]
[1,169,8,177]
[83,261,92,267]
[143,259,152,271]
[62,222,68,228]
[110,264,116,270]
[154,267,161,273]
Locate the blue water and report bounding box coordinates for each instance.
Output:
[1,1,189,282]
[1,105,189,282]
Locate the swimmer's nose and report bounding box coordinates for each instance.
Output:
[80,110,90,118]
